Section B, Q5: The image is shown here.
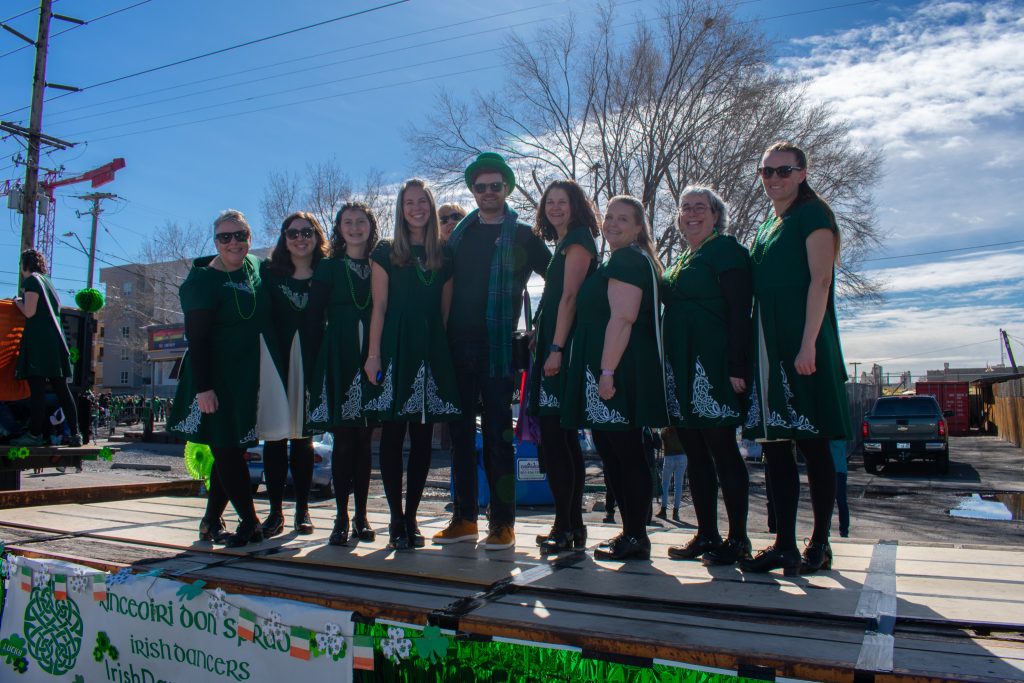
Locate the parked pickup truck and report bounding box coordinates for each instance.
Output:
[862,396,952,475]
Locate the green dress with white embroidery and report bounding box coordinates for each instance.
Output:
[260,261,315,438]
[167,254,270,447]
[742,200,851,441]
[560,245,668,432]
[306,255,373,430]
[662,234,749,429]
[362,240,461,424]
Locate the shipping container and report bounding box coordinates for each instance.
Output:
[914,381,970,435]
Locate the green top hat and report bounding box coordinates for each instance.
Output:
[464,152,516,194]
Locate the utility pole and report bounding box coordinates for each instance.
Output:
[19,0,54,254]
[1001,329,1019,374]
[76,193,117,289]
[849,361,860,382]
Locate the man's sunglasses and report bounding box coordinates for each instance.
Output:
[214,230,250,244]
[439,213,464,224]
[285,227,315,240]
[757,165,803,179]
[472,182,505,194]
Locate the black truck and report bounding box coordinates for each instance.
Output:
[861,395,952,475]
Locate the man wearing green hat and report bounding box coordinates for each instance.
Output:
[435,152,551,550]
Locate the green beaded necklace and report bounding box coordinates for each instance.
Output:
[666,230,718,286]
[224,258,257,320]
[751,215,783,265]
[344,256,371,310]
[413,245,438,287]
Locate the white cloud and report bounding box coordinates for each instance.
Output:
[865,250,1022,294]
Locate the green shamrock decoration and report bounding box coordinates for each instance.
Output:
[414,625,449,663]
[7,447,29,461]
[69,348,80,363]
[97,447,113,462]
[176,580,205,601]
[1,633,29,673]
[92,631,118,664]
[74,676,84,683]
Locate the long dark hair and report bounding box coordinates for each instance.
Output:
[765,141,840,257]
[331,202,380,259]
[534,179,600,242]
[20,249,47,275]
[268,211,328,276]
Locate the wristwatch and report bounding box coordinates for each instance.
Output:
[549,344,563,353]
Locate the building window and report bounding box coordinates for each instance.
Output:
[121,326,130,339]
[120,347,129,361]
[98,347,104,359]
[123,282,133,295]
[99,326,105,338]
[119,371,129,385]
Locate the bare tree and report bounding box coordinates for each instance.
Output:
[407,0,883,301]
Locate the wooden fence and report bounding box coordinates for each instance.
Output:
[991,377,1024,447]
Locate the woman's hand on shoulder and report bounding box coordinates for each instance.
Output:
[197,389,219,414]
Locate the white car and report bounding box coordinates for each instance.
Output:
[245,432,334,496]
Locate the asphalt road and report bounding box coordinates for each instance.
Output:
[16,434,1024,547]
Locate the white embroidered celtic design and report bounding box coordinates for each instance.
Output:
[222,280,253,294]
[308,376,330,424]
[363,361,394,412]
[538,382,560,409]
[239,426,258,444]
[278,283,307,310]
[779,363,818,433]
[339,371,363,420]
[400,362,458,416]
[170,397,202,434]
[346,260,371,279]
[584,368,627,425]
[665,361,682,419]
[690,357,739,420]
[745,382,761,428]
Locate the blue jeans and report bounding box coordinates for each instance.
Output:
[661,454,687,510]
[448,338,516,526]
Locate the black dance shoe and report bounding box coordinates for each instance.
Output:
[571,527,588,549]
[800,540,833,574]
[667,534,721,561]
[598,532,624,549]
[539,530,574,555]
[702,537,753,566]
[328,517,349,546]
[198,516,229,543]
[294,510,314,535]
[535,526,559,546]
[387,522,409,550]
[739,544,801,576]
[352,517,376,542]
[593,536,650,561]
[261,511,285,538]
[225,519,264,548]
[406,519,425,548]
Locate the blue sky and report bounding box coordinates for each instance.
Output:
[1,0,1022,378]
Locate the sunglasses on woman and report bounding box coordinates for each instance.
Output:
[214,230,250,244]
[439,213,464,224]
[284,227,315,240]
[757,165,804,179]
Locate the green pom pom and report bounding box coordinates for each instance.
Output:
[8,447,30,461]
[74,288,105,313]
[69,347,80,363]
[98,447,113,461]
[184,442,214,487]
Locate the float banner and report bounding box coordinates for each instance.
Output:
[0,557,353,683]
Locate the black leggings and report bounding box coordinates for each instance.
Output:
[592,428,650,541]
[332,426,373,522]
[762,439,835,550]
[27,376,79,437]
[203,446,257,525]
[678,427,749,541]
[263,438,314,514]
[379,421,433,524]
[540,416,585,533]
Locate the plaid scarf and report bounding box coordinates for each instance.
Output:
[447,204,520,377]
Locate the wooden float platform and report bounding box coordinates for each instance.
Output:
[1,495,1021,682]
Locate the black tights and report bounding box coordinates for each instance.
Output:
[379,421,433,525]
[762,439,835,550]
[204,446,257,525]
[678,427,749,541]
[263,438,314,515]
[332,426,373,522]
[540,416,585,533]
[593,428,650,541]
[27,376,79,437]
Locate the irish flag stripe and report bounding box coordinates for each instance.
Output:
[289,627,311,660]
[20,565,32,592]
[92,574,107,601]
[54,575,67,600]
[353,635,374,670]
[238,608,256,641]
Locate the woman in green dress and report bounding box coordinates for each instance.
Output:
[11,249,81,447]
[363,179,461,550]
[258,211,328,538]
[740,142,852,576]
[167,210,270,547]
[560,195,668,561]
[305,202,379,546]
[662,186,753,566]
[528,180,598,554]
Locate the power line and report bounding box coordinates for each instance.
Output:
[869,338,1000,364]
[0,0,148,61]
[0,0,412,117]
[862,240,1024,263]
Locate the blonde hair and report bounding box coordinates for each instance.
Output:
[438,202,467,218]
[607,195,663,275]
[213,208,250,233]
[392,178,444,271]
